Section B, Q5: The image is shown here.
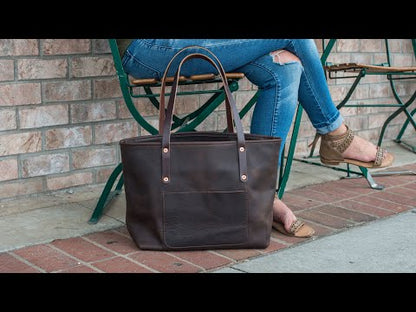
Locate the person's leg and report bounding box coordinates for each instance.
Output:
[236,50,314,236]
[282,39,344,133]
[242,51,303,158]
[122,39,339,137]
[123,39,365,144]
[123,39,360,138]
[122,39,296,79]
[283,39,393,167]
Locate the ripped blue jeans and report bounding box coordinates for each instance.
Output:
[122,39,343,158]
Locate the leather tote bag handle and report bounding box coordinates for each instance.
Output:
[160,50,248,185]
[159,45,234,134]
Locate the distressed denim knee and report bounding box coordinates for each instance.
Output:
[245,54,303,160]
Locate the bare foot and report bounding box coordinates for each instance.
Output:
[343,135,380,163]
[273,197,297,232]
[273,197,316,238]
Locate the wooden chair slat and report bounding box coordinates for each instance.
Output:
[325,62,416,73]
[131,73,245,86]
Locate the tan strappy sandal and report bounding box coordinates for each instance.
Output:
[272,194,315,238]
[272,219,315,238]
[316,125,394,168]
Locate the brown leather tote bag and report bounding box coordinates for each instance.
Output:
[120,46,281,250]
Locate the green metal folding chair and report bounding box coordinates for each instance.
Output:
[324,39,416,149]
[88,39,300,223]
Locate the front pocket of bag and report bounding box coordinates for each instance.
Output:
[163,190,248,249]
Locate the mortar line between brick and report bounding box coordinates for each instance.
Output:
[288,175,415,200]
[110,227,132,239]
[46,243,103,273]
[208,250,239,263]
[269,236,291,246]
[312,201,384,219]
[346,197,412,213]
[86,253,159,273]
[295,184,411,213]
[360,192,416,207]
[80,236,159,273]
[164,252,206,272]
[303,209,358,227]
[8,251,46,273]
[387,186,416,197]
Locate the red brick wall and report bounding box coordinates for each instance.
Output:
[0,39,414,201]
[0,39,138,200]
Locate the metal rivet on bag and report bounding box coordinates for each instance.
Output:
[163,148,169,153]
[241,174,247,181]
[239,147,245,152]
[163,177,169,182]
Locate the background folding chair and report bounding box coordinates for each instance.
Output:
[324,39,416,149]
[300,39,416,190]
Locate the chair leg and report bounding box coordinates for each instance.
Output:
[394,107,416,152]
[277,104,303,199]
[358,167,384,190]
[88,163,123,224]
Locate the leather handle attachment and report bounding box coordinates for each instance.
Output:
[159,47,247,184]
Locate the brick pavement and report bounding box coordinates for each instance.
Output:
[1,163,415,273]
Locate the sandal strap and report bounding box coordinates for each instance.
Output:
[329,126,355,154]
[289,219,305,234]
[308,132,321,150]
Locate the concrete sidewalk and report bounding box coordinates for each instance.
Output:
[212,209,416,273]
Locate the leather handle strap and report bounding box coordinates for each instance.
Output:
[159,45,234,134]
[160,49,247,184]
